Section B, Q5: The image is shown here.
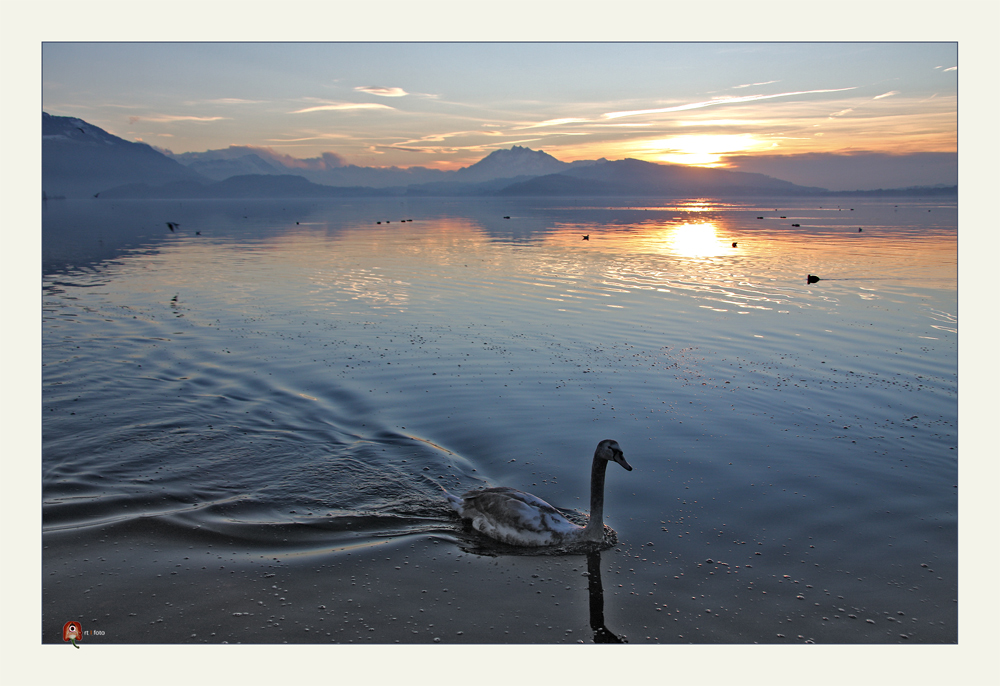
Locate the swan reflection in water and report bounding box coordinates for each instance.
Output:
[586,550,626,643]
[447,541,627,643]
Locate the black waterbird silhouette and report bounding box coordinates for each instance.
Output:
[807,274,821,284]
[166,222,179,232]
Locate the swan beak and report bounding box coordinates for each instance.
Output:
[613,450,632,471]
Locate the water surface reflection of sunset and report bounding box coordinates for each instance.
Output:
[42,196,957,646]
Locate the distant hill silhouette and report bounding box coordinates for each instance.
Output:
[43,113,208,198]
[499,158,828,197]
[98,174,397,199]
[403,174,545,197]
[822,185,957,197]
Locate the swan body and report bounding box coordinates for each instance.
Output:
[447,439,631,547]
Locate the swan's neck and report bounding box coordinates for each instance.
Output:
[583,456,609,539]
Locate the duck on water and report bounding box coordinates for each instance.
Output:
[447,439,631,547]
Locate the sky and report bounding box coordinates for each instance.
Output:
[42,42,957,189]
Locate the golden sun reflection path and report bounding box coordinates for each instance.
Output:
[534,205,956,323]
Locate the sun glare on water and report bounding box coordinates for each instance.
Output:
[656,222,731,258]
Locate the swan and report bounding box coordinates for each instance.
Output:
[447,439,631,547]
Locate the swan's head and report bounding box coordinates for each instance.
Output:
[596,439,632,471]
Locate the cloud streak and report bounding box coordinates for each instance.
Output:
[201,98,263,105]
[355,86,408,97]
[129,115,227,124]
[264,135,351,142]
[396,127,519,147]
[376,145,428,153]
[602,87,858,120]
[732,80,779,89]
[515,117,589,130]
[291,103,396,114]
[873,91,900,100]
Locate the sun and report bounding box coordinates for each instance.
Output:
[631,134,771,167]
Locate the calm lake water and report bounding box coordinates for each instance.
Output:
[42,196,956,644]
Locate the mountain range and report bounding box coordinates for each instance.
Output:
[43,113,956,200]
[161,143,602,188]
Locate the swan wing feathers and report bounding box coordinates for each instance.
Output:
[458,487,581,546]
[444,491,464,513]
